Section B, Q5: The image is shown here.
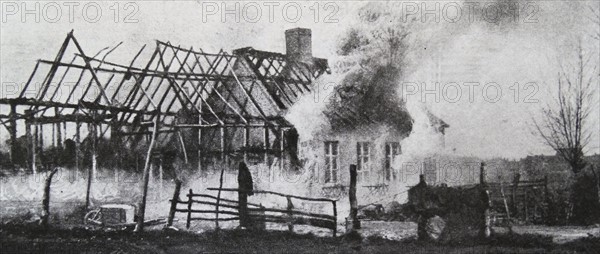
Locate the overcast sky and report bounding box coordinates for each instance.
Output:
[1,0,598,159]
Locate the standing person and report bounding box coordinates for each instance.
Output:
[238,161,254,228]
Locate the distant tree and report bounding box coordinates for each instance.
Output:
[534,42,599,224]
[535,44,596,173]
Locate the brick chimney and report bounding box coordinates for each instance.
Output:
[285,28,312,63]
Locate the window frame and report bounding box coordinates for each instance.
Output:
[384,142,401,181]
[324,141,339,183]
[356,142,372,182]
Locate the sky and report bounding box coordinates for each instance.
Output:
[0,0,599,159]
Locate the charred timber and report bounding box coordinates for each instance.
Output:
[0,98,174,117]
[39,59,258,82]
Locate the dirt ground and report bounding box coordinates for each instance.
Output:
[509,225,600,244]
[1,223,599,254]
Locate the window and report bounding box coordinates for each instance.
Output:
[324,141,338,183]
[385,142,401,181]
[356,142,372,182]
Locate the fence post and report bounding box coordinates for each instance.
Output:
[215,165,225,230]
[349,164,359,230]
[332,200,337,237]
[41,168,59,228]
[543,175,549,203]
[525,188,529,222]
[479,162,486,185]
[134,115,159,233]
[167,179,182,227]
[480,162,491,238]
[512,173,520,215]
[186,189,193,229]
[286,196,294,232]
[500,181,511,223]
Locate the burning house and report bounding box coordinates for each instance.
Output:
[285,29,449,198]
[1,25,448,206]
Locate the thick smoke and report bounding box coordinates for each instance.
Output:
[287,0,599,160]
[285,1,599,206]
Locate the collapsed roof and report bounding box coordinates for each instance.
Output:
[0,29,330,147]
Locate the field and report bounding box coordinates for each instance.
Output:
[1,223,599,254]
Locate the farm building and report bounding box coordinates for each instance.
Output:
[0,28,330,174]
[288,39,450,199]
[0,27,450,204]
[299,108,448,191]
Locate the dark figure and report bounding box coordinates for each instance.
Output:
[238,162,254,228]
[285,128,300,167]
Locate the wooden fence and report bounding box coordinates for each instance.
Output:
[488,175,548,224]
[169,188,338,236]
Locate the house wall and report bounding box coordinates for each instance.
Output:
[299,125,422,200]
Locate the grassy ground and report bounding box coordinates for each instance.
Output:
[1,224,599,254]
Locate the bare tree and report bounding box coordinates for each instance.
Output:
[534,42,599,224]
[535,44,597,174]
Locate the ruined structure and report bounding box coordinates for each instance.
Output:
[0,27,451,206]
[0,28,330,173]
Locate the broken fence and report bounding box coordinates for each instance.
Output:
[170,188,338,236]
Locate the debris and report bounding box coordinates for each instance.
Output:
[425,215,446,241]
[165,226,180,232]
[358,204,384,220]
[382,201,407,221]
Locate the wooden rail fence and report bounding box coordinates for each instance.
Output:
[488,175,548,224]
[169,188,338,237]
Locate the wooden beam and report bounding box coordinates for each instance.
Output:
[85,119,97,210]
[264,124,269,164]
[55,108,62,149]
[241,55,290,109]
[162,45,224,125]
[38,123,43,165]
[110,44,147,103]
[244,125,249,162]
[34,31,72,104]
[48,55,78,102]
[134,114,159,232]
[18,61,41,98]
[220,126,226,161]
[279,127,284,171]
[9,104,17,164]
[0,98,171,117]
[182,57,247,124]
[206,188,337,202]
[69,34,112,105]
[75,116,81,173]
[166,179,182,227]
[349,164,359,230]
[119,47,161,123]
[56,46,110,115]
[25,110,34,173]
